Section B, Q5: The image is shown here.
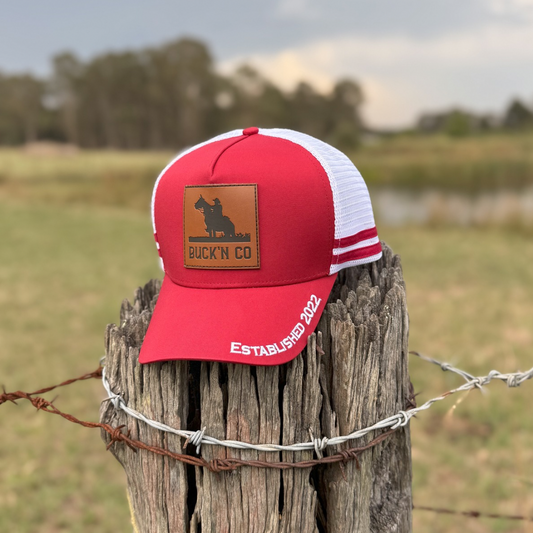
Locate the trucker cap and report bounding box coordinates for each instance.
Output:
[139,127,381,366]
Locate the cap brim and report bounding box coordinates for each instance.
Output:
[139,274,337,366]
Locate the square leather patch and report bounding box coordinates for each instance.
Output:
[184,184,260,269]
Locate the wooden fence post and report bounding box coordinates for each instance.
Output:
[100,242,412,532]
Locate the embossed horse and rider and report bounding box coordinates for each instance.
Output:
[190,196,251,242]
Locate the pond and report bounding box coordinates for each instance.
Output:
[371,187,533,226]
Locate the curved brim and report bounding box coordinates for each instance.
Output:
[139,274,337,366]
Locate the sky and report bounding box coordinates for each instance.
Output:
[1,0,532,128]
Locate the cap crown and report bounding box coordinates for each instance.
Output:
[152,128,380,289]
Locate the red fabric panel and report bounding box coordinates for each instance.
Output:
[154,133,335,288]
[139,273,337,366]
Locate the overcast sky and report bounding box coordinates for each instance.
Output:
[1,0,532,127]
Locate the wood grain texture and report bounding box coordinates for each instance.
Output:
[100,242,412,532]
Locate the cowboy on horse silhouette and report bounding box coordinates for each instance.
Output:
[194,195,236,239]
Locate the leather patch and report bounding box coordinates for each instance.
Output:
[184,184,260,269]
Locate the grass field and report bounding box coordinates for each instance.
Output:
[355,133,533,192]
[1,138,533,532]
[1,132,533,211]
[0,148,173,211]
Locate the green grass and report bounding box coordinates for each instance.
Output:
[0,148,172,183]
[0,201,161,533]
[1,204,532,532]
[1,138,533,531]
[380,225,533,532]
[1,133,533,213]
[353,133,533,192]
[0,148,173,210]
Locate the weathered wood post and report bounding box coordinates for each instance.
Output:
[100,242,412,532]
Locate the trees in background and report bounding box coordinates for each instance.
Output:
[503,99,533,130]
[3,35,532,148]
[0,37,365,151]
[417,98,533,137]
[0,74,49,144]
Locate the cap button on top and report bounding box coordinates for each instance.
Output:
[243,127,259,136]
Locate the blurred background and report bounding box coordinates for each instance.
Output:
[1,1,533,531]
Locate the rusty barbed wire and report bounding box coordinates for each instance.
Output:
[414,504,533,522]
[1,366,402,472]
[2,360,533,522]
[0,366,102,406]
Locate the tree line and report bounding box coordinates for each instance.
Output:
[417,99,533,136]
[0,38,364,151]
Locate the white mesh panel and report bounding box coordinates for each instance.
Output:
[258,128,377,241]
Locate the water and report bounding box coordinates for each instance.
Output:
[371,187,533,226]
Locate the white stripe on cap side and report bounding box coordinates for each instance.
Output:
[257,128,376,242]
[151,129,243,233]
[332,236,380,255]
[330,251,383,275]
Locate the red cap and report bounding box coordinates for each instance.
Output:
[139,128,381,366]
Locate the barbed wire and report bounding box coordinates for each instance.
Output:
[101,363,413,456]
[413,504,533,522]
[409,351,533,388]
[0,367,103,405]
[101,353,533,454]
[3,356,533,521]
[0,376,398,471]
